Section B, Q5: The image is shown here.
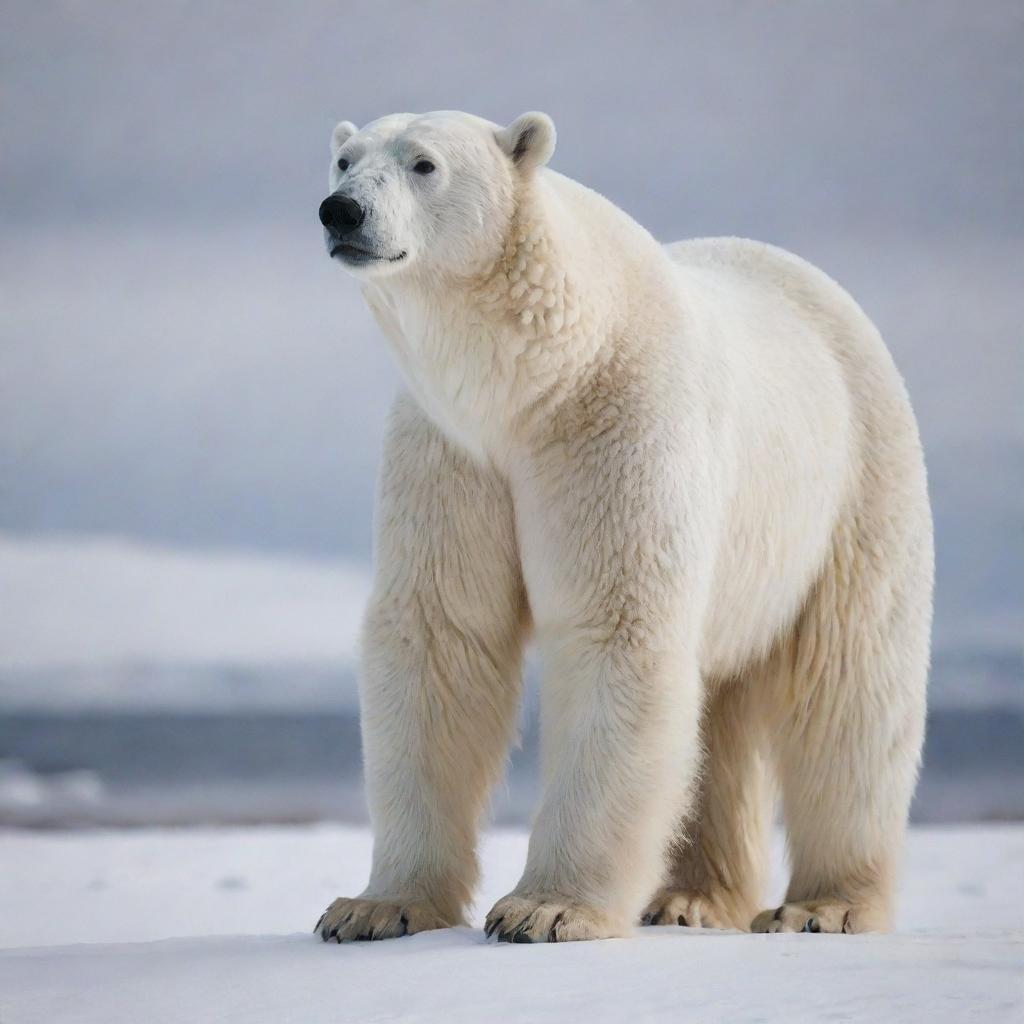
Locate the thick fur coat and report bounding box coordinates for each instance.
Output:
[314,111,933,942]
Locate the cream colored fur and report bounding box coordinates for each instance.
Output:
[314,111,933,943]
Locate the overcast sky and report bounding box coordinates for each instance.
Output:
[2,2,1021,233]
[1,1,1020,651]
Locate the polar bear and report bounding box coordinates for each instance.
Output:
[314,111,933,943]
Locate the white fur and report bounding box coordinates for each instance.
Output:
[315,111,933,944]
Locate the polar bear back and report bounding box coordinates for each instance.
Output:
[662,237,925,677]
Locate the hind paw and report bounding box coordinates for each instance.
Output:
[640,888,750,931]
[751,900,884,934]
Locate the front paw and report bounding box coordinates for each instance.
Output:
[315,896,452,943]
[484,893,625,943]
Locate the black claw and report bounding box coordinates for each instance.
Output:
[485,916,503,939]
[842,910,852,934]
[677,914,688,927]
[327,924,340,940]
[497,923,527,944]
[398,913,409,937]
[640,913,653,926]
[773,906,785,922]
[313,912,326,934]
[497,920,525,943]
[802,916,821,933]
[511,929,533,943]
[548,912,564,943]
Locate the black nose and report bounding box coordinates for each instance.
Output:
[319,194,364,235]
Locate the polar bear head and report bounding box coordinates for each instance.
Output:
[319,111,556,279]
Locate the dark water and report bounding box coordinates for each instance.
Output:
[0,708,1020,828]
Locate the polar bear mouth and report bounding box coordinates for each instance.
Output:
[330,242,407,265]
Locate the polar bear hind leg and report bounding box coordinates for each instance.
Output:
[754,488,933,934]
[642,680,771,931]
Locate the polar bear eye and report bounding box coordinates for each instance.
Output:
[413,160,435,175]
[337,158,349,172]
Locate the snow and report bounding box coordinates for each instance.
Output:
[1,826,1021,1023]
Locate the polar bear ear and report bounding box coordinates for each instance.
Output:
[331,120,358,152]
[496,112,556,172]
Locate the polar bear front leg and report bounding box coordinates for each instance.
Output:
[317,396,528,942]
[484,632,703,943]
[485,425,713,942]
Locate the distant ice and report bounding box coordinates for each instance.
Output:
[0,759,104,809]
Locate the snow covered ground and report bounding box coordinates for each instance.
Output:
[1,825,1021,1023]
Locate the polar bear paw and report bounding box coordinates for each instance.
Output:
[751,900,882,934]
[640,888,748,931]
[484,894,625,943]
[315,896,452,942]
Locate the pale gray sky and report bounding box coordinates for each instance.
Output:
[1,1,1021,651]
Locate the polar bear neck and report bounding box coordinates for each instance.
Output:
[373,179,616,461]
[470,186,583,341]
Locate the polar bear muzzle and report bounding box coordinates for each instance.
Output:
[318,192,407,266]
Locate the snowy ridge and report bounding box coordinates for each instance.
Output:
[0,533,370,671]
